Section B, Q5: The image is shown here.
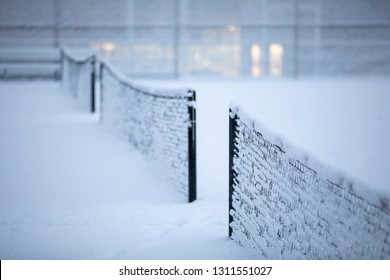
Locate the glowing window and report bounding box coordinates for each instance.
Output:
[251,44,262,77]
[269,44,283,77]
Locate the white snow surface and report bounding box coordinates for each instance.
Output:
[1,78,390,259]
[0,82,253,260]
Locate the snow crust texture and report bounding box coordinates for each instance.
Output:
[62,49,95,112]
[229,107,390,259]
[100,62,196,200]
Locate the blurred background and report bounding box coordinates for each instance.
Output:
[1,0,390,79]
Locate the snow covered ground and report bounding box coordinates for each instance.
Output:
[0,78,389,259]
[0,82,253,260]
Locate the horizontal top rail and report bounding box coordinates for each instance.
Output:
[2,21,390,29]
[0,48,60,62]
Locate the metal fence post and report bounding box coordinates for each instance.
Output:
[99,62,104,122]
[188,90,197,203]
[90,57,96,113]
[229,108,238,237]
[293,0,300,79]
[59,48,64,86]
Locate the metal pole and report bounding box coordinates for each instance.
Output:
[188,90,197,203]
[90,57,96,113]
[99,62,104,122]
[293,0,300,79]
[229,108,237,237]
[53,0,60,48]
[59,48,64,86]
[314,0,322,75]
[173,0,180,79]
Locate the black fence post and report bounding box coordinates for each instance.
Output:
[59,48,64,86]
[99,62,104,122]
[229,108,238,237]
[188,90,197,203]
[90,57,96,113]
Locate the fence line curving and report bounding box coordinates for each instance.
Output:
[229,105,390,259]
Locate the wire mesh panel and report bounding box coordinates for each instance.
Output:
[61,48,96,112]
[229,106,390,259]
[100,61,196,202]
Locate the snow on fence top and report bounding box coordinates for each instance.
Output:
[99,59,197,202]
[229,105,390,259]
[61,48,96,112]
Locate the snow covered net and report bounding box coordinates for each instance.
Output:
[61,48,96,112]
[229,106,390,259]
[99,61,196,202]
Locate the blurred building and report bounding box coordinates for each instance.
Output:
[1,0,390,78]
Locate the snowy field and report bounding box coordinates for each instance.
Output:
[1,78,390,259]
[0,81,252,260]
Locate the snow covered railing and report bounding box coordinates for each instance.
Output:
[229,106,390,259]
[60,48,96,113]
[99,60,197,203]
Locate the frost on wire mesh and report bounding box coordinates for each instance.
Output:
[229,106,390,259]
[61,49,95,112]
[100,62,195,201]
